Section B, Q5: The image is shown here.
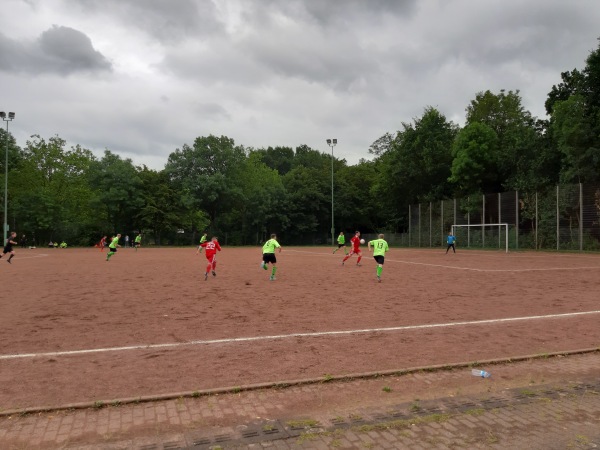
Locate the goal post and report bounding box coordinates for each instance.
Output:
[450,223,509,253]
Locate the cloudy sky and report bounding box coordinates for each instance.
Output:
[1,0,599,169]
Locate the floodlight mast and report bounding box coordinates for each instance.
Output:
[326,139,337,247]
[1,111,15,242]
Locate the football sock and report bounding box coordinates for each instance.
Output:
[271,266,277,277]
[357,255,362,264]
[377,266,382,277]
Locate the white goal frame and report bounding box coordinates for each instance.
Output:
[451,223,509,253]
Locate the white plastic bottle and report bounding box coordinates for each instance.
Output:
[471,369,491,378]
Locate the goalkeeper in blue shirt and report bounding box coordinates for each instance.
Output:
[446,231,456,254]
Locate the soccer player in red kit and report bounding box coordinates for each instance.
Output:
[200,236,222,281]
[98,235,107,252]
[342,231,363,266]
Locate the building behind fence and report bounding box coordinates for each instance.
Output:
[368,183,600,251]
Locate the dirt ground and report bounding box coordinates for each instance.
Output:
[1,246,599,411]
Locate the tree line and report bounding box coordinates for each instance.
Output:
[2,40,599,247]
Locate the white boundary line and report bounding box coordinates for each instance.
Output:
[386,258,600,272]
[4,253,50,260]
[2,310,599,361]
[285,249,600,272]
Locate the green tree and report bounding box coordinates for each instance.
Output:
[88,150,144,234]
[11,135,95,244]
[547,40,600,183]
[449,122,499,195]
[165,135,246,230]
[465,89,540,190]
[374,107,457,227]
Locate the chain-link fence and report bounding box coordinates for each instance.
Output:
[396,183,600,251]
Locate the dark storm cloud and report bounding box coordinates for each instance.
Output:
[0,25,111,75]
[66,0,223,43]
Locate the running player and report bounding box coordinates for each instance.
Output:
[0,231,18,264]
[342,231,362,266]
[261,234,282,281]
[333,231,347,255]
[368,234,389,282]
[134,233,142,251]
[98,235,107,252]
[106,234,121,261]
[196,232,208,254]
[200,236,222,280]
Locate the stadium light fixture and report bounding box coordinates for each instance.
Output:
[326,138,337,246]
[1,111,15,242]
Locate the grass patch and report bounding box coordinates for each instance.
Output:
[382,386,392,393]
[464,408,485,416]
[93,401,105,409]
[286,418,320,428]
[519,389,537,397]
[355,413,451,433]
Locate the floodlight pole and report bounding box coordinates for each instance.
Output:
[326,138,337,246]
[1,112,15,243]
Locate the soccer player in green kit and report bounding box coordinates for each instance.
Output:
[106,234,121,261]
[196,232,208,254]
[261,234,282,281]
[368,234,389,283]
[134,233,142,251]
[333,231,347,254]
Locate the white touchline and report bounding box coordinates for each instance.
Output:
[8,254,50,260]
[285,249,600,271]
[387,259,600,272]
[2,310,600,360]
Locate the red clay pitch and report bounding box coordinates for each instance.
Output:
[1,246,599,410]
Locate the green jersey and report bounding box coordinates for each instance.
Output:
[199,234,207,244]
[337,234,345,245]
[369,239,389,257]
[135,235,141,243]
[109,236,120,249]
[262,239,281,254]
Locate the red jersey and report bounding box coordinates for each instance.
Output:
[350,236,361,252]
[201,240,221,258]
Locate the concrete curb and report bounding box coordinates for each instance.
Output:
[1,347,598,417]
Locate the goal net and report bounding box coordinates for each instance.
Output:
[450,223,509,253]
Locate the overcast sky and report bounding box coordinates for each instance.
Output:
[1,0,599,169]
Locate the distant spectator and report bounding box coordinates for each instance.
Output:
[20,234,27,248]
[48,241,54,248]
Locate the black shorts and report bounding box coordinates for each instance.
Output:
[337,243,345,248]
[263,253,276,264]
[3,245,12,253]
[109,247,117,253]
[373,255,385,264]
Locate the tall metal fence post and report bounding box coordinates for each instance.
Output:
[482,194,485,248]
[408,206,411,247]
[498,192,501,249]
[580,183,583,251]
[440,201,444,247]
[467,196,470,247]
[429,201,432,247]
[418,203,421,248]
[556,185,560,251]
[515,191,519,250]
[535,192,538,250]
[453,198,457,227]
